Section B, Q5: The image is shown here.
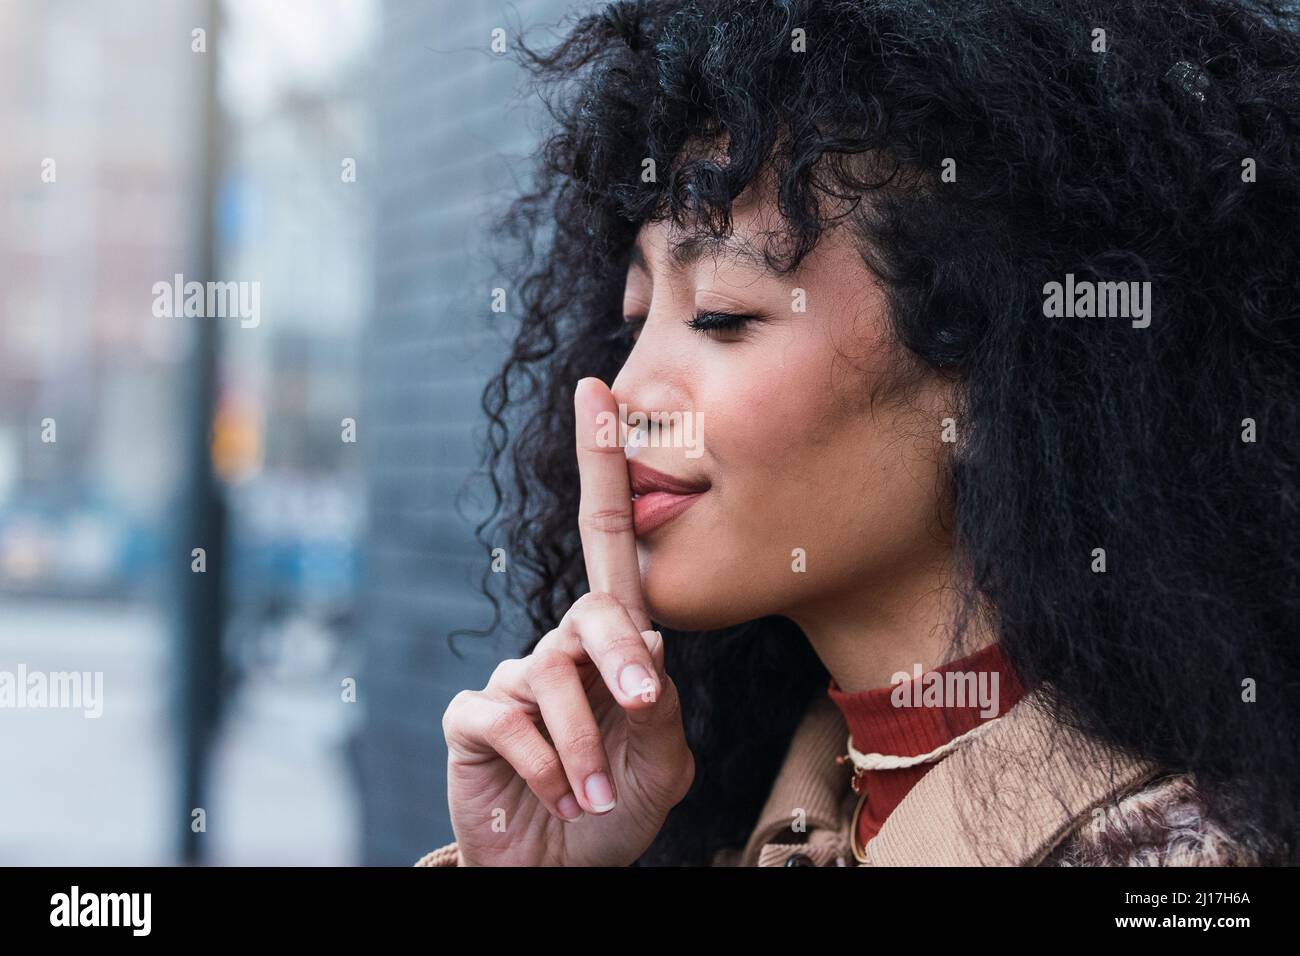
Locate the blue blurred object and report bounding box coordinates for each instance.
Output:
[225,476,359,610]
[0,491,162,598]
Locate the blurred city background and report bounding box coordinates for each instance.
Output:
[0,0,566,864]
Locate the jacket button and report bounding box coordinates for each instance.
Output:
[783,853,815,867]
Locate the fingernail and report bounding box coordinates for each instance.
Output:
[557,793,584,821]
[585,773,616,812]
[619,663,654,700]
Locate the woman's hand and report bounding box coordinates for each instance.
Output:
[442,377,695,865]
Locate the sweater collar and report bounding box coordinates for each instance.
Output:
[739,683,1163,866]
[825,641,1027,795]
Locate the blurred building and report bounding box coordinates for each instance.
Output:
[0,0,571,866]
[357,0,567,863]
[0,0,379,865]
[0,0,204,597]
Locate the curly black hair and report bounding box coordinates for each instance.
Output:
[453,0,1300,865]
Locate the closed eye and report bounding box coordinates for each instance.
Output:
[686,309,762,339]
[617,309,762,346]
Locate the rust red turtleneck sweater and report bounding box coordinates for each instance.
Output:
[826,641,1027,851]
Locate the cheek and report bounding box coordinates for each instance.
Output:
[703,323,872,509]
[637,336,845,627]
[690,333,867,587]
[702,329,945,572]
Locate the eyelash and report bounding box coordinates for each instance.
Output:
[687,310,761,338]
[620,310,760,344]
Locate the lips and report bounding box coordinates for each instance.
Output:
[627,459,710,536]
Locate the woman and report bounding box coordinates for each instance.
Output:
[418,0,1299,866]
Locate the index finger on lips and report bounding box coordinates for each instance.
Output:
[574,377,652,632]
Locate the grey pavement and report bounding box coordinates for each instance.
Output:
[0,598,358,865]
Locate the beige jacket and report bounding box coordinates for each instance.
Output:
[416,687,1259,867]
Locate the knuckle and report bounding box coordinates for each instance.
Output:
[606,629,648,659]
[441,689,476,735]
[574,590,621,613]
[583,438,626,457]
[534,626,563,648]
[487,656,523,687]
[526,648,572,685]
[520,746,564,787]
[557,725,606,763]
[485,706,534,748]
[581,507,634,536]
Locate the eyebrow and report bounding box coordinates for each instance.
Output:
[629,232,769,276]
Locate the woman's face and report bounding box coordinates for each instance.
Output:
[613,187,957,633]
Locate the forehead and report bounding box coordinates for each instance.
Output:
[627,158,786,269]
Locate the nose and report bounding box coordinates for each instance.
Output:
[610,322,695,452]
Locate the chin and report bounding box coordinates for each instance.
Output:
[639,562,776,632]
[644,602,746,633]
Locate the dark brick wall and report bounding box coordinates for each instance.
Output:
[357,0,569,865]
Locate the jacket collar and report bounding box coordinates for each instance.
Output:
[739,687,1163,866]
